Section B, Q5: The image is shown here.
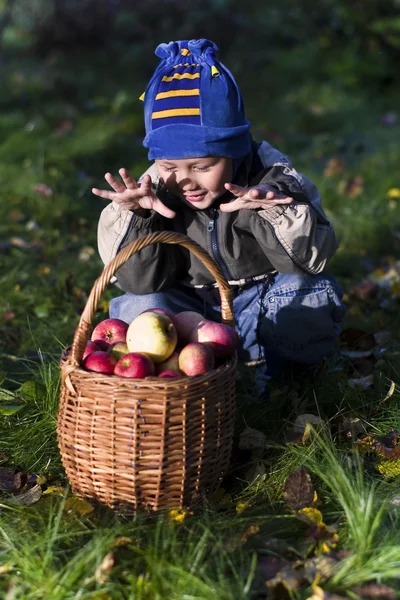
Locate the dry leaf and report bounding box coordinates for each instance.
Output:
[95,552,115,584]
[0,468,28,493]
[63,496,94,516]
[8,484,42,505]
[353,584,397,599]
[283,469,314,511]
[289,414,325,444]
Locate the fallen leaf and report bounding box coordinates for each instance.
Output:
[236,501,252,514]
[168,507,193,523]
[380,380,396,404]
[241,524,260,544]
[353,583,397,599]
[42,486,66,497]
[0,468,28,493]
[8,484,42,505]
[265,565,304,595]
[303,555,339,584]
[283,469,314,511]
[64,496,94,516]
[258,554,288,582]
[95,552,115,584]
[288,414,325,444]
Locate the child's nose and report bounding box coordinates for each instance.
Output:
[178,174,196,190]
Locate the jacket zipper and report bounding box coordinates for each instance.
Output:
[207,208,231,281]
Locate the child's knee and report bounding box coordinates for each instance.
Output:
[109,292,167,323]
[258,274,347,363]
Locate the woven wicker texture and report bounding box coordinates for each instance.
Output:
[58,232,237,512]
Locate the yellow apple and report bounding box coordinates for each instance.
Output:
[126,312,177,363]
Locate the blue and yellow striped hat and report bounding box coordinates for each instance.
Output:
[142,39,251,160]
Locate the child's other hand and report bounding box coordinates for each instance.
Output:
[220,183,294,213]
[92,169,176,219]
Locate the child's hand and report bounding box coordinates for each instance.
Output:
[220,183,294,213]
[92,168,176,219]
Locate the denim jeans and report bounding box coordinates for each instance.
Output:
[110,272,346,377]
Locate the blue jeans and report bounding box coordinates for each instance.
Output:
[110,273,346,377]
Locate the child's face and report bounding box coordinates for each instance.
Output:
[155,157,233,210]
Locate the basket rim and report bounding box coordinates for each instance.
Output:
[69,232,235,367]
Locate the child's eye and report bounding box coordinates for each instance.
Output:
[194,166,210,172]
[163,167,176,172]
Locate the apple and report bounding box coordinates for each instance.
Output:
[82,350,116,374]
[108,341,129,360]
[190,320,239,359]
[173,311,205,346]
[155,351,180,375]
[91,318,129,349]
[158,370,183,378]
[114,352,155,378]
[126,312,177,363]
[178,342,215,376]
[82,340,100,360]
[141,308,177,328]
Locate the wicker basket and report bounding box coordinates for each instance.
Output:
[57,231,237,512]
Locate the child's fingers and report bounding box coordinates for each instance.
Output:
[249,188,262,199]
[119,168,138,190]
[224,182,248,197]
[104,172,125,193]
[271,197,294,204]
[139,174,153,195]
[219,199,244,213]
[152,198,176,219]
[92,187,115,200]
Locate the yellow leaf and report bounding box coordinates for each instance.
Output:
[43,486,66,497]
[168,508,193,523]
[377,460,400,478]
[387,188,400,198]
[306,584,325,600]
[63,496,94,516]
[240,524,260,543]
[297,507,323,526]
[236,501,252,514]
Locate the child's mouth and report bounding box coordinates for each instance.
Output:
[184,192,207,203]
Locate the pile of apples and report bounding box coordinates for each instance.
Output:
[81,309,239,379]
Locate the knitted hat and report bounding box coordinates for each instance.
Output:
[142,39,251,160]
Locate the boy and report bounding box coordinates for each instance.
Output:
[93,38,346,381]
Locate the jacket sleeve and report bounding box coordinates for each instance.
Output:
[97,164,185,294]
[249,142,338,275]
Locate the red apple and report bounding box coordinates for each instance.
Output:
[127,312,177,363]
[82,340,100,360]
[158,370,182,378]
[114,352,155,378]
[82,350,116,374]
[178,342,215,376]
[108,341,129,360]
[174,311,205,346]
[190,320,239,359]
[155,351,180,375]
[91,318,129,349]
[141,308,177,328]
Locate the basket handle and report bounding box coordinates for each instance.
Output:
[69,231,234,366]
